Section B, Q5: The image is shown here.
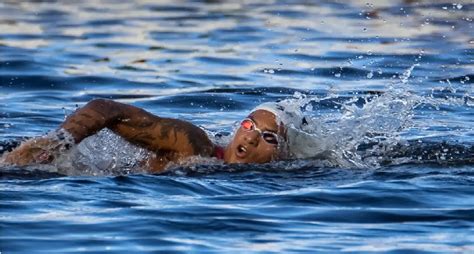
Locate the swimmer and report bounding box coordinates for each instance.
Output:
[1,99,308,172]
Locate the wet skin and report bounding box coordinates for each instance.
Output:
[224,110,280,164]
[2,99,281,173]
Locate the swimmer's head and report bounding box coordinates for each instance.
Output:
[224,101,307,164]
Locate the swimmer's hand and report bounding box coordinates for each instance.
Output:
[1,129,75,166]
[1,137,62,166]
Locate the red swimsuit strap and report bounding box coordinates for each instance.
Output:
[214,146,225,160]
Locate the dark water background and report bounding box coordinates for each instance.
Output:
[1,0,473,253]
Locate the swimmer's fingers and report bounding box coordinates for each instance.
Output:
[2,137,57,166]
[2,145,39,166]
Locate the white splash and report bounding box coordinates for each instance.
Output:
[264,64,427,168]
[53,129,149,176]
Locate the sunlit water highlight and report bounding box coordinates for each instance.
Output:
[1,0,473,253]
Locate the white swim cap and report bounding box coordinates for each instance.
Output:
[252,101,306,129]
[252,101,324,160]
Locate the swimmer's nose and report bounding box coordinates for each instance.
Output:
[244,130,260,146]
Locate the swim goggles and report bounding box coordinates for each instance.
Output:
[240,118,279,145]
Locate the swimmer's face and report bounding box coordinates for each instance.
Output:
[224,110,281,164]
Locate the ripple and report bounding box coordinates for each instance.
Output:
[195,56,251,66]
[1,0,473,253]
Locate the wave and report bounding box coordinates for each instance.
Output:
[1,138,472,180]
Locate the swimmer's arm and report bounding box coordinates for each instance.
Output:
[61,99,214,158]
[2,99,214,169]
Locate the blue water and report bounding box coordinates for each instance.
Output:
[1,0,473,253]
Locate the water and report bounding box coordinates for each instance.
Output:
[1,0,473,253]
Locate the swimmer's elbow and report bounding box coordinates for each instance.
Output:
[86,98,117,111]
[83,98,125,120]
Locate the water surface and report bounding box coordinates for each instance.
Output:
[1,0,473,253]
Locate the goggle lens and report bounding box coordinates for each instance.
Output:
[262,132,278,145]
[241,119,254,130]
[240,118,278,145]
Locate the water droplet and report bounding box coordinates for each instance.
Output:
[442,6,448,10]
[456,4,463,9]
[366,71,374,79]
[363,28,367,32]
[334,73,341,78]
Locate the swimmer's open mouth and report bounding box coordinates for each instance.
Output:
[236,145,248,158]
